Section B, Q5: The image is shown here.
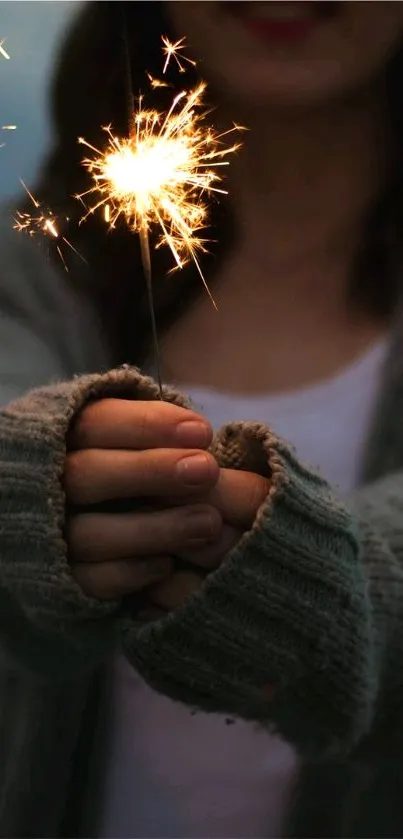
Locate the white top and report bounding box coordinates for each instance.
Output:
[98,338,388,839]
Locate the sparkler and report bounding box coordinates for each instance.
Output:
[15,180,85,271]
[78,36,243,392]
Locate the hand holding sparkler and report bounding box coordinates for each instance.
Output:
[66,398,221,600]
[66,395,270,608]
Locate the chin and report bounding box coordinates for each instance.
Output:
[169,1,403,112]
[212,62,358,112]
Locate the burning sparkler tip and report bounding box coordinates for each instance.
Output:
[78,32,243,310]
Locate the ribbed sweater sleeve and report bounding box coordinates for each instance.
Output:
[130,422,375,760]
[0,368,187,675]
[0,367,400,759]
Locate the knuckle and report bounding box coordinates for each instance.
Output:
[64,450,83,498]
[183,523,239,568]
[175,503,222,546]
[72,557,170,601]
[64,450,96,502]
[66,513,99,562]
[132,402,150,447]
[69,402,99,450]
[72,561,124,600]
[132,511,170,553]
[140,449,166,483]
[159,401,192,422]
[138,401,186,440]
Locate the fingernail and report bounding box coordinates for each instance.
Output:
[177,453,213,486]
[176,421,211,448]
[183,509,219,542]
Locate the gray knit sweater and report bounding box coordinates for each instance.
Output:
[1,212,403,837]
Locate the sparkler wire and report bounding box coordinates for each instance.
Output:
[122,12,163,397]
[139,226,163,394]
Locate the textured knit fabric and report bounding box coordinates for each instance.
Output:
[0,359,400,839]
[98,343,387,839]
[1,216,403,836]
[0,366,369,755]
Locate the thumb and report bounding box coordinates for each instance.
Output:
[209,468,271,529]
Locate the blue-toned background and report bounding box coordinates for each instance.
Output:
[1,1,80,201]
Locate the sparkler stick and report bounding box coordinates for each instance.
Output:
[78,37,243,395]
[139,226,163,391]
[121,17,166,393]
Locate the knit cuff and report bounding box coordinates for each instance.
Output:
[125,422,375,759]
[0,367,189,677]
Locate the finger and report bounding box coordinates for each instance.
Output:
[71,556,172,600]
[157,470,271,528]
[65,448,219,505]
[149,570,203,611]
[175,524,242,570]
[69,399,212,452]
[209,469,271,529]
[67,504,222,562]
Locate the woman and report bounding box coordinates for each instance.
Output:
[1,1,403,836]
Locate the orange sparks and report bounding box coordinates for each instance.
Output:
[161,35,196,74]
[146,72,170,90]
[15,181,85,271]
[78,82,242,302]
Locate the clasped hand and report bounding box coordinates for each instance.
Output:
[65,399,270,613]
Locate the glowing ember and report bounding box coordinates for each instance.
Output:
[161,35,196,74]
[78,81,242,297]
[15,181,85,271]
[146,72,170,90]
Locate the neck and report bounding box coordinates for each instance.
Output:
[162,86,392,394]
[222,85,392,310]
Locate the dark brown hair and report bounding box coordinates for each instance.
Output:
[34,1,403,366]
